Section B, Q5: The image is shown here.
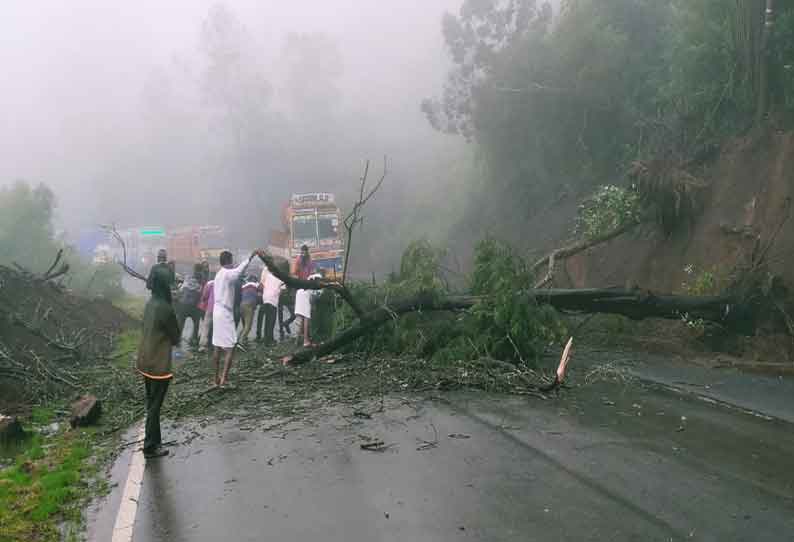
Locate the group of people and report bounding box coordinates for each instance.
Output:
[135,244,319,459]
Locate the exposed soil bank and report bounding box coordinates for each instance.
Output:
[0,266,137,413]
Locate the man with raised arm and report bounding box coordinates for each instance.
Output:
[211,249,259,387]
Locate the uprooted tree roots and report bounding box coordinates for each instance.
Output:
[628,158,709,236]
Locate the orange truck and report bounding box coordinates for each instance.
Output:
[167,225,226,274]
[268,193,344,277]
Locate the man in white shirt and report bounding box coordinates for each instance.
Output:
[211,249,259,387]
[257,266,285,345]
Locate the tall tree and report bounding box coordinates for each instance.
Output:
[199,3,272,149]
[280,32,344,123]
[0,181,56,270]
[198,3,277,239]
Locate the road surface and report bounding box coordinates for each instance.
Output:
[88,378,794,541]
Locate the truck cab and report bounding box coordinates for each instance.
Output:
[269,193,344,278]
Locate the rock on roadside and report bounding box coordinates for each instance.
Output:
[70,395,102,428]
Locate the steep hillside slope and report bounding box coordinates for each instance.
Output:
[561,133,794,294]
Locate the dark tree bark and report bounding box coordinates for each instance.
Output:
[258,253,365,317]
[285,288,748,364]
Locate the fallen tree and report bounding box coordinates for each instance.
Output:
[285,287,746,364]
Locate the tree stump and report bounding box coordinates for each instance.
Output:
[0,415,25,444]
[70,395,102,428]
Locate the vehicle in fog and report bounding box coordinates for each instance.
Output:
[167,225,226,274]
[269,193,344,277]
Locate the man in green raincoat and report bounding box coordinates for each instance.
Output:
[136,265,181,459]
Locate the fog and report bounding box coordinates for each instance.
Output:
[1,0,465,269]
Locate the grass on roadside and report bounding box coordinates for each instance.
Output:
[113,294,146,321]
[0,428,99,542]
[109,329,142,369]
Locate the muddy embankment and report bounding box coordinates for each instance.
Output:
[565,133,794,292]
[0,266,136,413]
[559,132,794,360]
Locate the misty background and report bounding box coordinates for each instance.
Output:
[1,0,468,272]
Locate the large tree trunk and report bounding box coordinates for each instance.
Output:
[286,288,747,363]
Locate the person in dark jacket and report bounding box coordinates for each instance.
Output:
[176,264,204,346]
[136,266,181,459]
[146,249,173,292]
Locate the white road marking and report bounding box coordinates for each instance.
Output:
[111,424,146,542]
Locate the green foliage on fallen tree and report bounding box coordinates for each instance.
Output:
[464,238,567,364]
[315,238,566,367]
[574,185,643,239]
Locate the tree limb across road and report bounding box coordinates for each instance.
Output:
[257,252,365,318]
[284,287,744,364]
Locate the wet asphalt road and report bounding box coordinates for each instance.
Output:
[89,380,794,542]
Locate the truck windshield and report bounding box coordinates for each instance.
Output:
[292,215,317,248]
[317,214,339,241]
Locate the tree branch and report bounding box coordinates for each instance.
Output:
[258,252,364,318]
[532,222,638,288]
[341,156,388,285]
[102,224,148,282]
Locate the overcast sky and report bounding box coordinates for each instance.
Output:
[0,0,462,235]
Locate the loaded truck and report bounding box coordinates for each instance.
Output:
[167,225,226,275]
[268,193,344,278]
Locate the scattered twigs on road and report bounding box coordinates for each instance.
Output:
[416,422,439,451]
[360,440,391,452]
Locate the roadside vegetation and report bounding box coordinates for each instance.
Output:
[0,413,107,542]
[315,239,567,366]
[0,181,124,302]
[424,0,794,244]
[0,184,139,539]
[4,2,794,539]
